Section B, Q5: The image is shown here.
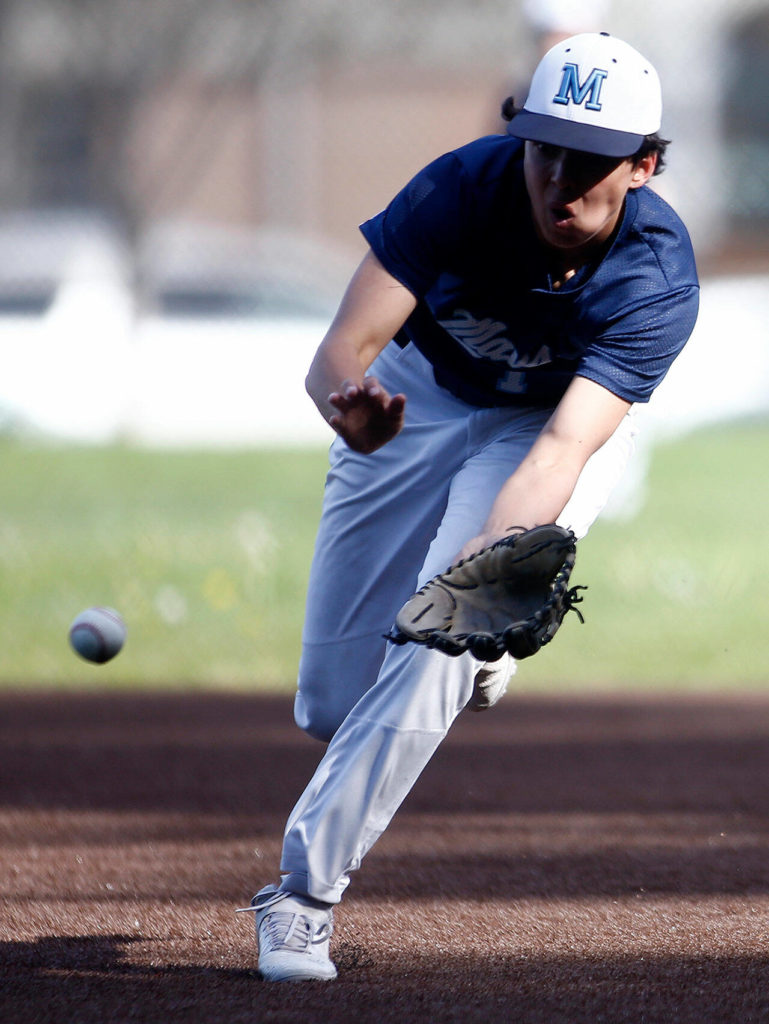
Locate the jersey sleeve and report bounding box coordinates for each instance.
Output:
[359,152,468,298]
[576,283,700,403]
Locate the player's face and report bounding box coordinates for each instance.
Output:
[523,141,654,257]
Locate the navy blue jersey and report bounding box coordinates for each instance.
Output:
[360,135,699,407]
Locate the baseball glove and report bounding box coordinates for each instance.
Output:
[386,524,585,661]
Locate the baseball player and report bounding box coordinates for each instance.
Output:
[239,32,699,981]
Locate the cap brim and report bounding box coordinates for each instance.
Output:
[507,110,644,158]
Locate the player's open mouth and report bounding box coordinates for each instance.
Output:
[551,205,575,225]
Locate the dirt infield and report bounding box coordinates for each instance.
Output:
[2,689,769,1023]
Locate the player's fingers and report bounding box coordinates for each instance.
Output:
[327,393,347,413]
[329,380,360,406]
[381,394,406,426]
[328,388,359,412]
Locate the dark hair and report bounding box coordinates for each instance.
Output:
[500,96,669,175]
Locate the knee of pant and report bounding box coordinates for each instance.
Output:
[295,639,383,742]
[293,688,345,743]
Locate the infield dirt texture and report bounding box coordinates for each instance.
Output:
[2,690,769,1023]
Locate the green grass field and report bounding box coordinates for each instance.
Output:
[0,419,766,692]
[532,418,769,690]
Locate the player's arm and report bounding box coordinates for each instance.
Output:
[458,375,631,558]
[306,249,417,453]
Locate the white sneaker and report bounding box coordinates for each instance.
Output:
[467,653,515,712]
[238,884,337,982]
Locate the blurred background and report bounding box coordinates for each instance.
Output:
[0,0,767,689]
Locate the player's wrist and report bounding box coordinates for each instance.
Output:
[480,521,528,542]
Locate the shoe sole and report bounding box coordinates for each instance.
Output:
[259,966,337,982]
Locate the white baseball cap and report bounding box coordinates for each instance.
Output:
[508,32,662,157]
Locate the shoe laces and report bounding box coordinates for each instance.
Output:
[260,910,331,954]
[236,889,332,953]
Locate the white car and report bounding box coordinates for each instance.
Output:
[0,210,134,442]
[127,220,342,447]
[129,312,334,447]
[0,213,346,447]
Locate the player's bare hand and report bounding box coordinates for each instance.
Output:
[328,376,406,454]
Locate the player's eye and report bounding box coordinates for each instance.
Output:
[533,142,561,160]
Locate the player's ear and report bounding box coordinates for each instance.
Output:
[628,152,657,189]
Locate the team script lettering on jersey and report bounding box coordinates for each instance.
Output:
[438,309,553,369]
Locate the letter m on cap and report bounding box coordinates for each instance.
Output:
[552,63,608,111]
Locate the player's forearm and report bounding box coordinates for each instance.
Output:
[478,376,632,544]
[305,335,370,421]
[305,249,417,423]
[483,445,583,536]
[454,454,581,565]
[456,434,587,561]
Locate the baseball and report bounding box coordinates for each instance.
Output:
[68,607,127,664]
